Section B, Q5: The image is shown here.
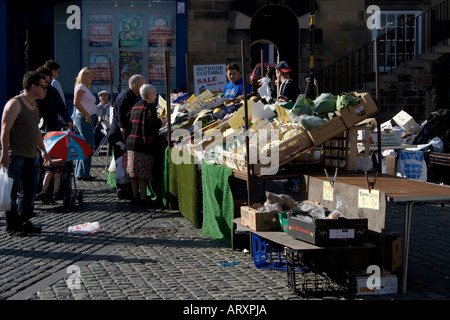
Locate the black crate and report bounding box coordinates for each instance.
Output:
[287,217,368,246]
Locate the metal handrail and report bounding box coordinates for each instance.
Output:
[317,0,449,94]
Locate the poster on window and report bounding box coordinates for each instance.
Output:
[88,14,113,47]
[120,51,143,85]
[148,15,172,47]
[89,52,113,85]
[148,51,166,84]
[193,64,227,96]
[119,14,143,47]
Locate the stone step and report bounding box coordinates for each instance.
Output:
[419,52,442,61]
[432,45,450,54]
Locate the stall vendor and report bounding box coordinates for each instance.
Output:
[223,62,251,99]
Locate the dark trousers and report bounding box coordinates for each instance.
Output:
[5,156,39,232]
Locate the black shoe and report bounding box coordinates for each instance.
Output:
[8,229,28,237]
[77,176,97,181]
[22,221,42,234]
[36,191,47,201]
[139,197,158,207]
[53,191,64,201]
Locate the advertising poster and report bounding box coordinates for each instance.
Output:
[119,14,143,47]
[148,15,173,47]
[88,14,113,47]
[89,52,113,85]
[148,51,168,84]
[120,51,143,85]
[193,64,227,96]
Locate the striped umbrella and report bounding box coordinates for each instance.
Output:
[43,131,93,161]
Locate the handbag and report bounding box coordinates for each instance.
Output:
[0,168,14,212]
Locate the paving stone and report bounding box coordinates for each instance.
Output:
[1,153,449,302]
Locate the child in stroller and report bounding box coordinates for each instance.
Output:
[36,157,65,202]
[35,157,83,210]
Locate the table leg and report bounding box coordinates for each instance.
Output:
[402,201,416,294]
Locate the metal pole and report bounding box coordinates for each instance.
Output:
[185,53,190,94]
[307,0,316,99]
[117,38,122,94]
[106,57,114,170]
[165,50,172,210]
[241,40,252,206]
[375,37,382,174]
[24,29,29,72]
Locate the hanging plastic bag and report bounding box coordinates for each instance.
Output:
[114,155,131,184]
[0,168,14,212]
[257,76,272,101]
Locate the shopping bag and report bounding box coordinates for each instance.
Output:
[0,168,14,211]
[68,222,100,234]
[114,155,131,184]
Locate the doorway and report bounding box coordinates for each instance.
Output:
[19,23,52,73]
[250,5,299,84]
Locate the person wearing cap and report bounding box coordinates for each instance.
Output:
[94,91,111,150]
[275,61,300,103]
[275,61,300,193]
[222,62,251,100]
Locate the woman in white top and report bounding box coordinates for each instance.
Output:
[73,67,98,181]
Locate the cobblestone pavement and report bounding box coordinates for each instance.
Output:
[1,151,449,306]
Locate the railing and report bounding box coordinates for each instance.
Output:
[316,0,450,94]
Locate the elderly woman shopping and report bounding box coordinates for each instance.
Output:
[125,84,162,204]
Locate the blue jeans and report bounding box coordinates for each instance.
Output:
[74,113,97,178]
[5,156,40,232]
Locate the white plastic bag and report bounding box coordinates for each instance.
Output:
[0,168,13,212]
[68,222,100,234]
[257,77,272,101]
[114,155,131,184]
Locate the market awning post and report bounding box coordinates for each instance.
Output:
[241,40,253,206]
[165,50,172,210]
[375,37,382,173]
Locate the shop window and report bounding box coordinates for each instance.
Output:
[81,0,177,96]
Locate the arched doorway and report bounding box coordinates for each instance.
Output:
[250,5,299,84]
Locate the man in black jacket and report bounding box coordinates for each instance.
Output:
[275,61,300,103]
[35,66,74,132]
[109,74,146,199]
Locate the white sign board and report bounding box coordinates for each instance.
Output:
[193,64,227,96]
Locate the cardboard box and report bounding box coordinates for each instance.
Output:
[307,116,347,146]
[336,92,378,128]
[384,155,397,175]
[240,204,279,231]
[384,235,402,272]
[356,271,398,295]
[392,110,422,134]
[287,216,368,246]
[357,128,403,146]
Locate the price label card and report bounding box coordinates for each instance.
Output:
[323,181,334,201]
[358,189,380,210]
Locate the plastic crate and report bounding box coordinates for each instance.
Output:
[252,233,287,270]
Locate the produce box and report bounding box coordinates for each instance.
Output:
[287,216,368,246]
[278,212,289,232]
[355,271,398,295]
[240,204,279,231]
[336,92,378,128]
[392,110,422,134]
[357,128,403,146]
[307,115,347,146]
[384,235,402,272]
